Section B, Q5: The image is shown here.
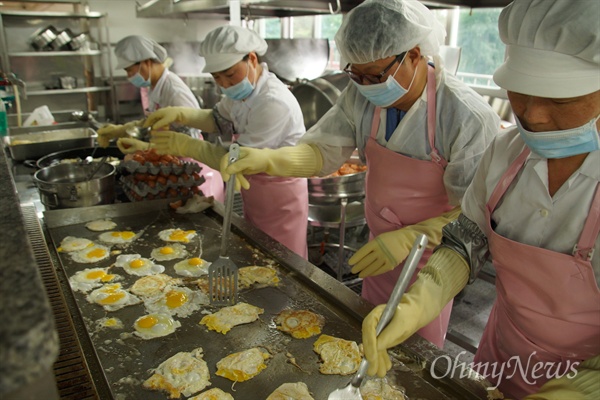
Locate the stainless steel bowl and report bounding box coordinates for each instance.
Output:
[307,158,366,205]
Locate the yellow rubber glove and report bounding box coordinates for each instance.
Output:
[151,130,226,171]
[97,120,142,148]
[116,137,153,154]
[522,355,600,400]
[143,107,216,132]
[362,247,469,377]
[350,207,461,278]
[219,144,324,190]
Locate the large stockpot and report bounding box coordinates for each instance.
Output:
[33,163,116,209]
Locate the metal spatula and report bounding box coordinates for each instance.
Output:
[328,234,428,400]
[208,143,240,306]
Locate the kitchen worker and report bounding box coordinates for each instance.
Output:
[361,0,600,398]
[142,25,309,259]
[220,0,499,348]
[99,35,224,202]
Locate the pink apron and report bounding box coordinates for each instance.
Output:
[474,147,600,399]
[362,65,454,348]
[240,174,309,259]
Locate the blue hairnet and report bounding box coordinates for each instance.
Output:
[335,0,446,64]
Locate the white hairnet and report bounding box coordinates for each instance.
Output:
[114,35,168,69]
[334,0,446,64]
[199,25,268,73]
[494,0,600,98]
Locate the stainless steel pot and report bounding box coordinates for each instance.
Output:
[30,25,58,51]
[33,163,116,209]
[307,158,366,205]
[50,28,74,51]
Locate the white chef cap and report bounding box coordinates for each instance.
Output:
[114,35,168,69]
[334,0,446,64]
[199,25,268,73]
[493,0,600,98]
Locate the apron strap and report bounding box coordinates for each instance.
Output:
[426,65,446,168]
[486,146,531,214]
[370,106,382,139]
[574,184,600,261]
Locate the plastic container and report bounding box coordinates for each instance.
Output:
[0,100,8,137]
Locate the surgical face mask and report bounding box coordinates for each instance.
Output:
[516,114,600,159]
[128,63,151,88]
[352,54,417,107]
[221,62,255,101]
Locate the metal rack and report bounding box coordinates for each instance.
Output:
[0,1,116,125]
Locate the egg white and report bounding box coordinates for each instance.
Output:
[69,267,121,292]
[71,244,111,264]
[133,312,181,339]
[59,236,94,253]
[150,243,188,261]
[174,257,210,277]
[144,285,208,317]
[158,228,197,243]
[96,317,124,330]
[115,254,165,276]
[86,219,117,232]
[188,388,234,400]
[86,283,141,311]
[130,274,182,298]
[98,230,138,244]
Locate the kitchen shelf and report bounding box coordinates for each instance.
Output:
[27,87,111,96]
[0,10,103,19]
[8,50,102,57]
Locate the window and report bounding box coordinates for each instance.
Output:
[318,14,343,70]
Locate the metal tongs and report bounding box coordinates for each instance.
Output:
[208,143,241,305]
[328,234,428,400]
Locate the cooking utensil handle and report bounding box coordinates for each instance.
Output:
[351,233,428,386]
[220,143,240,257]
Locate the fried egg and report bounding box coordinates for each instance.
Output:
[360,378,407,400]
[275,309,325,339]
[239,266,280,288]
[200,302,264,334]
[86,219,117,232]
[174,257,210,277]
[86,283,141,311]
[215,347,271,382]
[69,267,120,292]
[158,228,197,243]
[130,274,182,298]
[115,254,165,276]
[133,313,181,339]
[150,243,188,261]
[98,230,138,244]
[266,382,314,400]
[58,236,94,252]
[96,317,124,330]
[143,347,210,398]
[144,285,208,318]
[188,388,234,400]
[313,334,361,375]
[71,244,111,264]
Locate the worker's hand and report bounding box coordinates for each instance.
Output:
[150,130,226,170]
[144,107,215,131]
[116,137,152,154]
[97,120,141,148]
[363,247,469,377]
[350,228,423,278]
[350,207,462,277]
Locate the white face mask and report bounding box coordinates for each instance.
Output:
[352,53,417,108]
[516,114,600,159]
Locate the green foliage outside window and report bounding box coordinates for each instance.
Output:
[457,8,504,75]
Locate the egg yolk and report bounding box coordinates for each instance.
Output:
[137,315,158,329]
[99,292,125,304]
[86,270,106,280]
[104,318,119,327]
[170,229,195,242]
[160,247,174,255]
[112,231,136,240]
[129,259,145,269]
[188,258,203,266]
[87,248,107,259]
[165,290,187,308]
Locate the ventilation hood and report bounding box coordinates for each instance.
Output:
[136,0,512,19]
[136,0,364,19]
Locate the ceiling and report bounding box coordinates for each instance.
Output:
[135,0,514,19]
